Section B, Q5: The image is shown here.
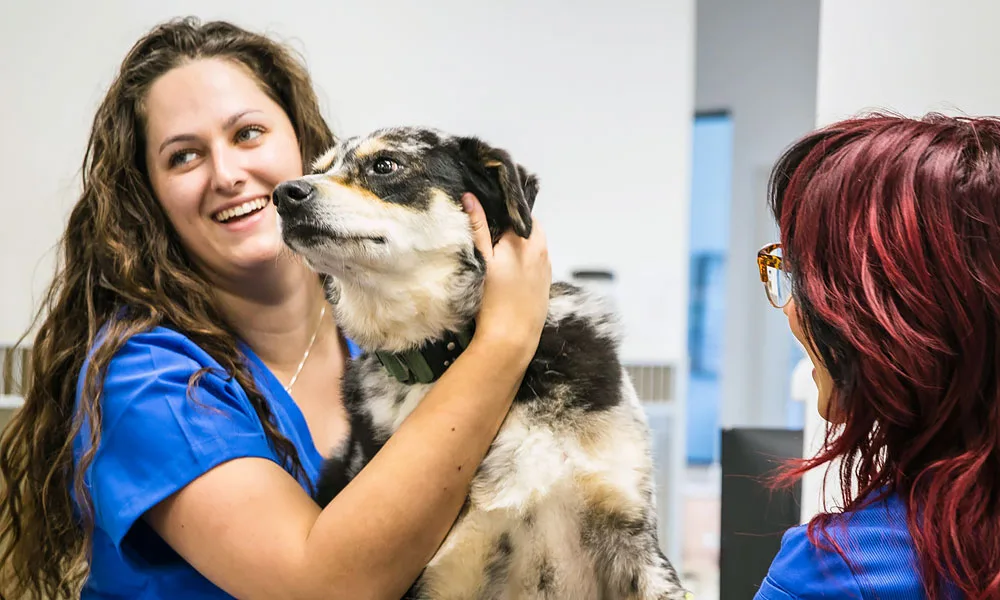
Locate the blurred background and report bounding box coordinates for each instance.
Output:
[4,0,1000,597]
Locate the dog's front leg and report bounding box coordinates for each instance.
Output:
[584,517,687,599]
[579,485,688,600]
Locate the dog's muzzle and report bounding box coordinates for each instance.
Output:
[272,179,316,216]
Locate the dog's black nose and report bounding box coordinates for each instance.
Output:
[272,180,316,210]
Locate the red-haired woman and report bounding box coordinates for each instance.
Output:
[753,112,999,599]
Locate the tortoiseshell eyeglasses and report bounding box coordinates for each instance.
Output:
[757,243,792,308]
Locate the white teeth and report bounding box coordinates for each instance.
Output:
[214,198,268,223]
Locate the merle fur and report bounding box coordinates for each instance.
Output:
[314,281,623,506]
[290,127,685,599]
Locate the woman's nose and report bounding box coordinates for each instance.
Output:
[210,147,247,193]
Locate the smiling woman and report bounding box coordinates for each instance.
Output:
[143,59,304,279]
[0,16,552,600]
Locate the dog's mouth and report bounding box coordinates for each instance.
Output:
[282,222,387,247]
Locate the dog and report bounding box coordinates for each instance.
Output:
[272,126,689,600]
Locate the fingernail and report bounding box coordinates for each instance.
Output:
[461,194,474,213]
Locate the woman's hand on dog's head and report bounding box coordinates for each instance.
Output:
[462,192,550,364]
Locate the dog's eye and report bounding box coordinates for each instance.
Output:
[371,158,399,175]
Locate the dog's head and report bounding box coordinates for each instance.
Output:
[272,126,539,349]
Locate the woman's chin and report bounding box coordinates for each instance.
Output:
[817,393,846,425]
[224,237,292,272]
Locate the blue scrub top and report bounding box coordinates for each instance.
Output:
[755,491,960,599]
[72,324,360,599]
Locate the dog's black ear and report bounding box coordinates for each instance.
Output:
[458,137,539,240]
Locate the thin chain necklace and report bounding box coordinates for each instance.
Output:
[284,303,326,393]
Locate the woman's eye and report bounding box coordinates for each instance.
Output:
[371,157,399,175]
[236,126,264,143]
[168,150,197,168]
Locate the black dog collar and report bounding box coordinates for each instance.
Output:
[374,323,476,385]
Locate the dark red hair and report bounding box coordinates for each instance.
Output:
[771,111,1000,599]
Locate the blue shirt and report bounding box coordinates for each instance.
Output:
[72,325,360,599]
[755,492,960,599]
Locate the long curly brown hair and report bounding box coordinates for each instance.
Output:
[0,17,335,599]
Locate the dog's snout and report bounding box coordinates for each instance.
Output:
[272,179,316,210]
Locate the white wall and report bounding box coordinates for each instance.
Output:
[0,1,696,369]
[694,0,820,428]
[817,0,1000,126]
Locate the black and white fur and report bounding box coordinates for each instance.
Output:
[272,127,689,599]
